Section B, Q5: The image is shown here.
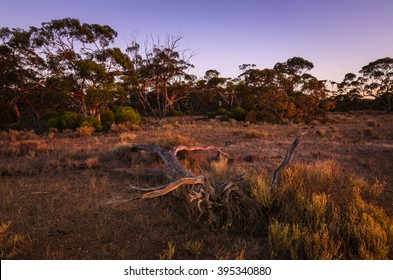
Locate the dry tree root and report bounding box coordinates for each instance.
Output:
[118,134,304,225]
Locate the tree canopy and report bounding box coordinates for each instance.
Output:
[0,18,390,130]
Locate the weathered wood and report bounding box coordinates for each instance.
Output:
[130,144,194,179]
[140,176,205,199]
[121,134,303,224]
[270,132,306,189]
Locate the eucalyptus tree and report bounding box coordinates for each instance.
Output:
[0,27,46,121]
[359,57,393,112]
[127,34,195,119]
[201,69,237,111]
[31,18,134,117]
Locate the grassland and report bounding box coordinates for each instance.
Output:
[1,111,393,259]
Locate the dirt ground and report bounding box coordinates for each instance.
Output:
[1,111,392,259]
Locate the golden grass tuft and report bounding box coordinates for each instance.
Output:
[210,157,228,179]
[150,131,195,149]
[159,241,176,260]
[85,157,100,168]
[316,128,327,136]
[111,122,142,133]
[8,140,47,156]
[76,126,95,137]
[249,175,271,208]
[0,219,27,259]
[184,240,203,258]
[366,119,377,127]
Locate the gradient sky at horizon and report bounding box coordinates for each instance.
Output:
[1,0,392,82]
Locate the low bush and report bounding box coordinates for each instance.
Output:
[43,111,61,121]
[100,110,115,129]
[61,112,85,130]
[217,108,229,116]
[81,116,102,131]
[115,106,141,125]
[76,126,95,137]
[47,117,62,131]
[229,107,247,122]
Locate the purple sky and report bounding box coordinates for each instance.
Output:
[1,0,392,82]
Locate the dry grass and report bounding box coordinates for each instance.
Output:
[76,126,95,137]
[244,129,269,139]
[266,160,393,259]
[0,112,392,259]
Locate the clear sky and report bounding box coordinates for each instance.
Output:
[1,0,392,82]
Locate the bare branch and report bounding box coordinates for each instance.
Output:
[141,176,205,199]
[270,132,307,189]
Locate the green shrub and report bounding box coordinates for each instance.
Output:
[61,112,85,130]
[47,117,62,130]
[43,111,61,121]
[81,116,102,131]
[100,110,115,129]
[217,108,229,116]
[229,107,247,122]
[115,106,141,125]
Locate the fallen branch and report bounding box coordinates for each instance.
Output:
[118,134,304,225]
[129,144,194,179]
[128,176,205,198]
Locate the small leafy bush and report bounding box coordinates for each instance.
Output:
[229,107,247,122]
[217,108,229,116]
[47,117,62,131]
[115,106,141,125]
[81,116,102,131]
[61,112,85,130]
[43,111,61,121]
[100,110,115,129]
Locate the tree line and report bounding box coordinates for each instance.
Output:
[1,18,392,130]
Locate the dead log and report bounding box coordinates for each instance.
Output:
[129,176,205,198]
[119,134,303,224]
[129,144,194,179]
